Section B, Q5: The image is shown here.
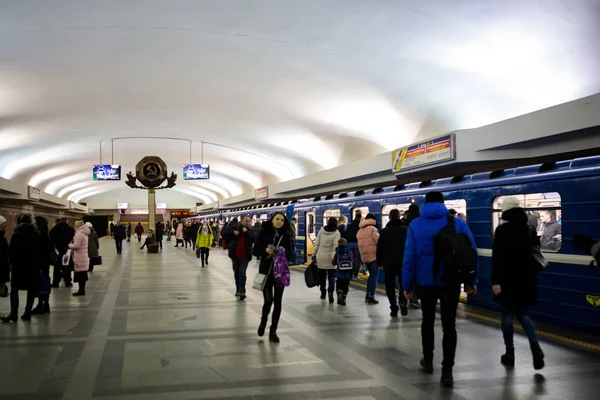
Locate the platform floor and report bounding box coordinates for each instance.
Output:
[1,238,599,400]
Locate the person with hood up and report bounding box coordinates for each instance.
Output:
[195,221,214,267]
[313,217,341,303]
[402,191,478,388]
[2,214,42,322]
[69,221,90,297]
[174,222,184,247]
[135,223,144,242]
[114,223,126,254]
[377,209,409,317]
[85,222,100,272]
[222,216,256,300]
[0,216,10,299]
[492,197,545,370]
[32,216,55,315]
[343,212,363,278]
[49,218,75,287]
[253,212,294,343]
[357,213,380,305]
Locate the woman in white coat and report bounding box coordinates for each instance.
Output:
[313,217,341,303]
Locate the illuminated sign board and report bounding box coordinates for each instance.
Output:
[93,165,121,181]
[183,164,210,180]
[392,134,455,173]
[255,186,268,200]
[156,203,167,209]
[171,211,190,217]
[117,203,128,209]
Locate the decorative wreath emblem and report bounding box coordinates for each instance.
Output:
[125,156,177,190]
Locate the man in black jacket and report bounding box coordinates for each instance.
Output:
[49,218,75,287]
[155,221,164,250]
[114,223,126,254]
[221,216,256,301]
[377,209,409,317]
[343,212,362,278]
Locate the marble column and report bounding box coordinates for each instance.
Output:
[148,189,156,233]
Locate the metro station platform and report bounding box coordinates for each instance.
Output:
[1,239,599,400]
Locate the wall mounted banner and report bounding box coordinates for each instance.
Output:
[117,203,128,209]
[156,203,167,209]
[28,186,40,201]
[392,134,455,173]
[255,186,268,200]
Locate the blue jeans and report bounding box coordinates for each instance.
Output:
[232,259,249,294]
[348,242,362,274]
[365,261,378,297]
[500,305,537,347]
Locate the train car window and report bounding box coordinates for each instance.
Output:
[323,209,341,225]
[352,207,369,220]
[381,204,412,226]
[445,199,467,221]
[492,192,562,252]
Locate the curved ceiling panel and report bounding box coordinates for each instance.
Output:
[0,0,598,208]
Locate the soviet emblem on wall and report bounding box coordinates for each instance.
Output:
[125,156,177,189]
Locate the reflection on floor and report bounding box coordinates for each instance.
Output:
[1,238,599,400]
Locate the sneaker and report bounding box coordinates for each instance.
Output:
[441,370,454,388]
[366,297,379,305]
[420,358,434,374]
[390,307,398,318]
[240,294,247,301]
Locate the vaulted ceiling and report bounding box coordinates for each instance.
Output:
[1,0,599,208]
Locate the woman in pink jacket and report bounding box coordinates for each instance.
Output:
[357,213,380,304]
[174,223,184,247]
[69,221,90,297]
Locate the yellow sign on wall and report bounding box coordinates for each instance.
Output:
[586,295,600,308]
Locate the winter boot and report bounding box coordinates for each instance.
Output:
[366,296,379,305]
[341,293,347,306]
[336,290,343,305]
[420,358,434,374]
[258,318,267,337]
[390,305,399,318]
[269,328,280,343]
[320,290,326,300]
[501,347,515,367]
[440,369,454,388]
[328,292,334,304]
[530,341,545,370]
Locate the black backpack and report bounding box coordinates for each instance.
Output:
[433,215,477,284]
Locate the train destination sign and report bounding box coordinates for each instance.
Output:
[392,134,455,173]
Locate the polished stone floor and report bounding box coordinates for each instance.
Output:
[1,238,599,400]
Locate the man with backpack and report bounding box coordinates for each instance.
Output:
[402,192,478,389]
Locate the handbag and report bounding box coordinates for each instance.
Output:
[252,234,284,291]
[62,249,72,267]
[304,260,319,288]
[532,245,549,271]
[92,256,102,266]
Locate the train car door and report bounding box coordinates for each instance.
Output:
[305,211,317,260]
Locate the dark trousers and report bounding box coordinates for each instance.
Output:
[52,254,72,285]
[336,278,350,294]
[418,285,461,370]
[10,288,36,316]
[157,240,162,250]
[384,265,407,311]
[175,239,183,247]
[115,239,123,254]
[137,233,142,242]
[200,248,209,264]
[232,259,249,294]
[318,269,336,294]
[262,276,285,332]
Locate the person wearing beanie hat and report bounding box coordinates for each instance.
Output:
[402,191,478,388]
[492,196,545,370]
[0,215,9,298]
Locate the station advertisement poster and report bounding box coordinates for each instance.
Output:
[392,134,455,173]
[183,164,210,180]
[28,186,40,201]
[255,186,268,200]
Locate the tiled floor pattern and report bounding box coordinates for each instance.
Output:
[1,238,599,399]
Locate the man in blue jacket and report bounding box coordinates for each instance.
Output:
[402,191,478,389]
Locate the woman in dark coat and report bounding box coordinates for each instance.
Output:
[2,214,42,322]
[0,215,9,295]
[492,197,544,370]
[32,216,55,314]
[252,212,293,343]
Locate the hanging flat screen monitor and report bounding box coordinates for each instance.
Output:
[93,165,121,181]
[183,164,210,180]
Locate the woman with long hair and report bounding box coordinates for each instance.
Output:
[253,212,294,343]
[314,217,341,303]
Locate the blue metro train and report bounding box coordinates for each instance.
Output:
[192,155,600,334]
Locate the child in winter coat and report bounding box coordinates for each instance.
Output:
[195,222,213,267]
[332,238,354,306]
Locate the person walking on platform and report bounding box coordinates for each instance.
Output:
[313,217,340,304]
[357,213,380,305]
[114,223,126,254]
[377,209,409,317]
[165,221,172,242]
[127,222,132,242]
[85,222,99,272]
[174,222,184,247]
[332,238,354,306]
[2,214,42,322]
[253,212,294,343]
[342,212,362,279]
[155,221,164,250]
[195,221,213,267]
[0,216,9,299]
[109,221,114,238]
[135,223,144,243]
[402,191,478,388]
[191,222,200,251]
[49,218,74,288]
[492,197,545,370]
[222,216,256,300]
[69,221,90,297]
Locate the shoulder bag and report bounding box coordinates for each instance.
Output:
[252,234,284,291]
